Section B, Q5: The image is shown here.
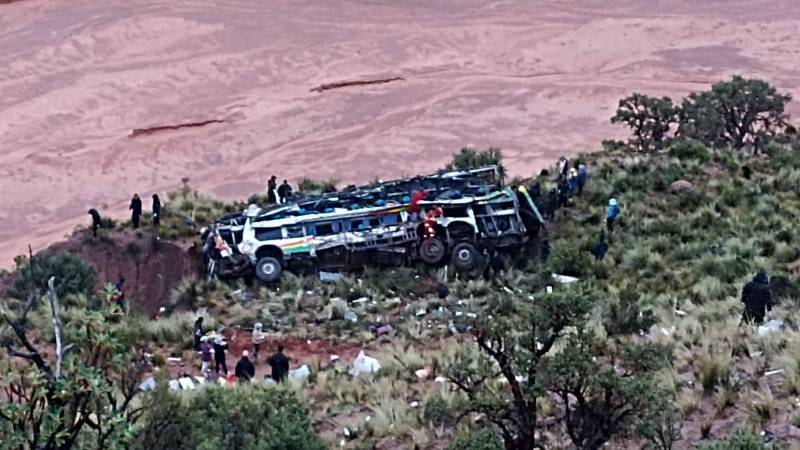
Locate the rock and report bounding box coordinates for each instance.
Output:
[670,180,695,192]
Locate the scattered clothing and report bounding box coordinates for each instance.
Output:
[235,355,255,382]
[267,349,290,383]
[742,272,772,324]
[130,194,142,229]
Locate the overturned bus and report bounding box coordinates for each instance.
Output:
[208,166,544,282]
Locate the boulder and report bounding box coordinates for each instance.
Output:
[669,180,695,192]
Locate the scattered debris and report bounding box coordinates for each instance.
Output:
[764,369,785,377]
[415,367,432,380]
[674,309,687,316]
[351,350,381,376]
[415,307,427,317]
[138,376,157,391]
[552,273,579,284]
[409,401,420,408]
[670,179,695,192]
[320,271,343,282]
[289,364,311,379]
[757,320,783,336]
[434,376,447,383]
[177,377,196,390]
[310,77,405,93]
[128,119,224,138]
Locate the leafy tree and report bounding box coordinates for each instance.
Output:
[635,396,683,450]
[611,94,678,152]
[678,76,791,151]
[545,338,670,450]
[134,385,325,450]
[445,288,592,450]
[7,251,97,301]
[446,147,506,180]
[1,278,147,450]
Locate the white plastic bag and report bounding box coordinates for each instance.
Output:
[289,365,311,379]
[350,350,381,376]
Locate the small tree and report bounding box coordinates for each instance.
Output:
[446,147,506,180]
[1,278,148,450]
[446,288,592,450]
[611,94,678,152]
[7,251,97,301]
[678,76,791,151]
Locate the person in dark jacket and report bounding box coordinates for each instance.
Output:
[277,180,293,204]
[193,316,204,351]
[591,234,609,261]
[267,345,290,383]
[129,194,142,229]
[235,350,256,383]
[88,209,102,237]
[540,238,550,263]
[114,277,126,311]
[199,339,212,376]
[741,272,772,324]
[557,180,570,209]
[213,336,229,375]
[267,176,277,204]
[152,194,162,227]
[606,198,620,232]
[545,189,558,220]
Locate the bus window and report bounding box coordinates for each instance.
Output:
[369,218,381,228]
[382,214,399,225]
[312,222,335,236]
[285,226,305,238]
[255,228,282,241]
[443,207,469,217]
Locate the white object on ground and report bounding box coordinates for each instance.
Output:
[178,377,196,390]
[168,380,180,391]
[350,350,381,376]
[674,309,687,316]
[757,320,783,336]
[138,377,157,391]
[552,273,579,284]
[194,376,206,385]
[434,376,447,383]
[289,365,311,379]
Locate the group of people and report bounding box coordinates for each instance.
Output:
[193,317,290,383]
[87,193,161,237]
[533,157,589,221]
[266,176,294,205]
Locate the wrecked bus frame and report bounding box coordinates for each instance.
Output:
[210,166,544,282]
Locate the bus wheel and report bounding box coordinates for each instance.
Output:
[255,257,282,283]
[451,241,479,271]
[419,238,446,265]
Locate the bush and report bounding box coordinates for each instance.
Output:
[135,386,325,450]
[549,244,593,278]
[7,251,97,300]
[423,395,450,427]
[446,428,504,450]
[297,178,338,195]
[669,139,711,162]
[697,428,773,450]
[445,146,506,179]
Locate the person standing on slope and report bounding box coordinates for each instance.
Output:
[606,198,620,232]
[213,334,229,375]
[267,345,290,383]
[129,194,143,229]
[577,164,588,196]
[741,272,772,324]
[88,209,102,237]
[152,194,162,227]
[235,350,256,383]
[267,176,278,204]
[278,180,293,204]
[251,322,266,362]
[193,316,204,351]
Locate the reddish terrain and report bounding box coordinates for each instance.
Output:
[2,0,800,267]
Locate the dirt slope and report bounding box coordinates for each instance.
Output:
[2,0,800,267]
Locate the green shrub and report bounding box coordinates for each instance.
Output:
[7,251,97,300]
[297,177,338,195]
[446,428,504,450]
[423,395,450,427]
[549,244,593,277]
[697,428,773,450]
[134,386,325,450]
[669,139,711,163]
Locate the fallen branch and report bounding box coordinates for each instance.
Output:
[310,77,405,93]
[128,119,224,138]
[46,277,66,379]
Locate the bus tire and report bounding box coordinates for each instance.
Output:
[255,257,282,283]
[451,241,479,271]
[419,238,446,265]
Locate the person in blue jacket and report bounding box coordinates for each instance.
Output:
[577,164,588,196]
[606,198,620,232]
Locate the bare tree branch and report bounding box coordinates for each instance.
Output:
[47,276,67,379]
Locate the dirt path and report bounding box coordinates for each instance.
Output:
[2,0,800,267]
